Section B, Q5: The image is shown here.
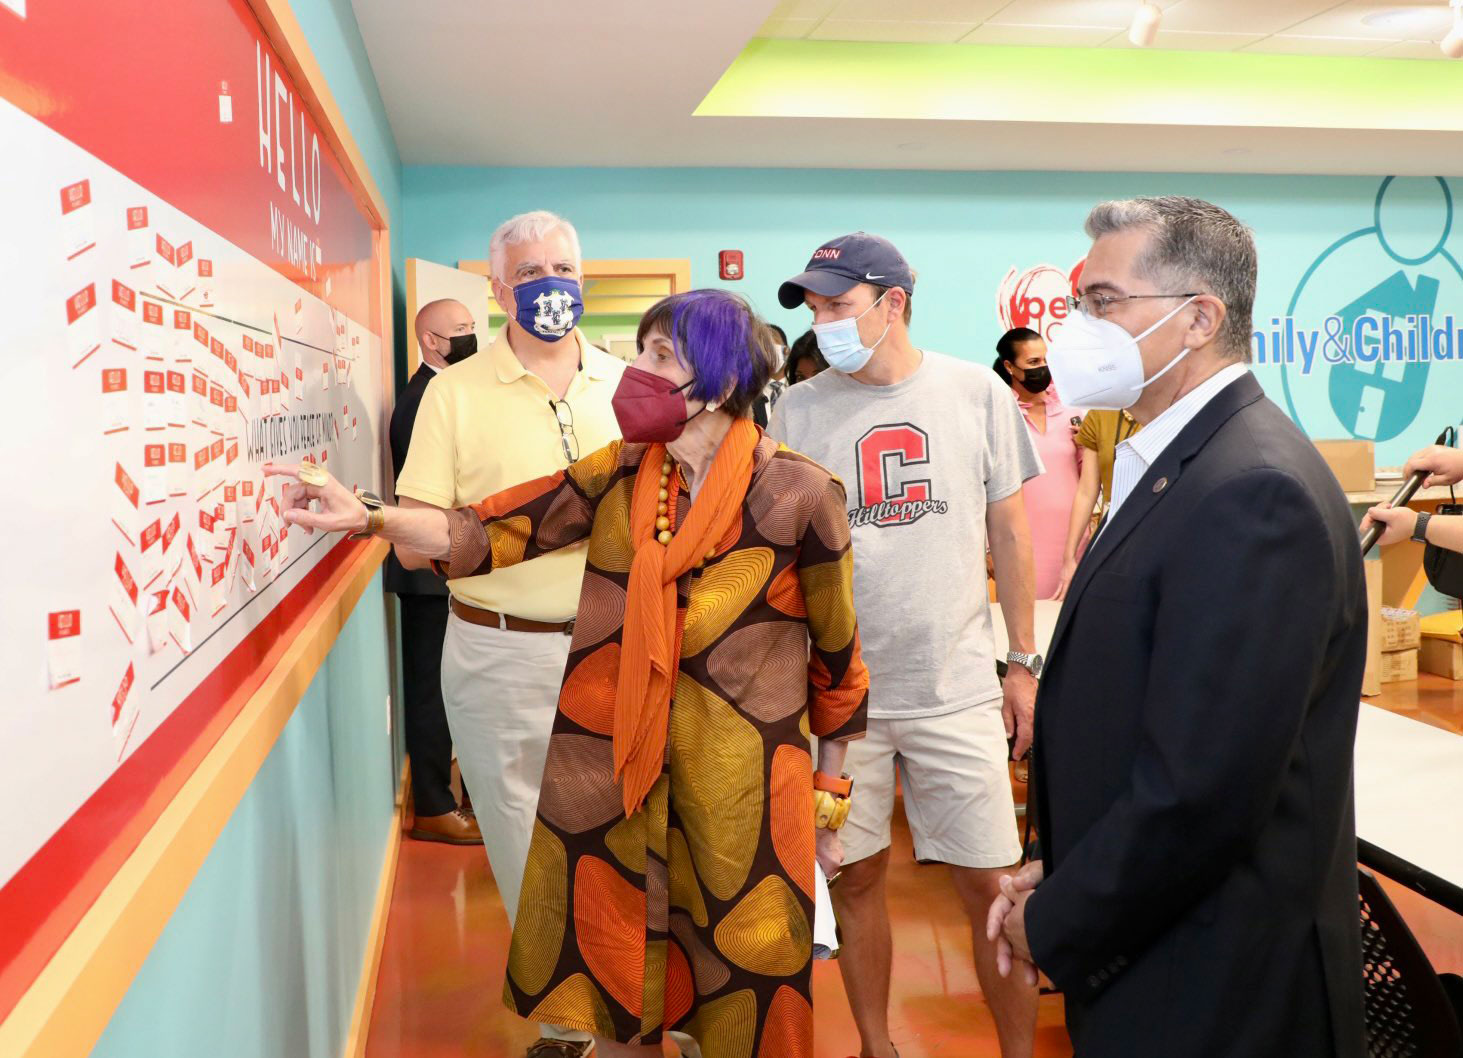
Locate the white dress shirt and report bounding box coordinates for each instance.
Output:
[1106,363,1251,524]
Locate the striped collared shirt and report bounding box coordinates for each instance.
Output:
[1107,363,1251,524]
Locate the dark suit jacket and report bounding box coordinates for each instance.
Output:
[383,364,448,597]
[1026,373,1367,1058]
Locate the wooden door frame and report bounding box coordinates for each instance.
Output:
[457,257,692,313]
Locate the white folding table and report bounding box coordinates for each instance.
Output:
[1354,704,1463,913]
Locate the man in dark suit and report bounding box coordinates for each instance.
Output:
[388,298,481,844]
[988,197,1366,1057]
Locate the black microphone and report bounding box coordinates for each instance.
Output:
[1359,429,1450,556]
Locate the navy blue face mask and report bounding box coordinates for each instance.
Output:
[509,275,584,342]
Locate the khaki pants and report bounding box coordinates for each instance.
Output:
[440,608,588,1043]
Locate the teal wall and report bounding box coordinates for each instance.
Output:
[92,2,404,1053]
[93,572,394,1058]
[291,0,408,381]
[290,0,410,815]
[403,166,1463,470]
[290,0,402,220]
[290,0,407,766]
[290,3,415,698]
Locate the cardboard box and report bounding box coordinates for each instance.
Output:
[1314,439,1375,493]
[1361,560,1383,696]
[1380,648,1418,683]
[1419,611,1463,680]
[1379,607,1421,652]
[1420,638,1463,680]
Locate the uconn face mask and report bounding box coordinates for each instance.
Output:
[510,275,584,342]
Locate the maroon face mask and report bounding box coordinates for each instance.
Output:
[611,366,697,443]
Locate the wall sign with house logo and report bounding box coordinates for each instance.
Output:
[1274,176,1463,464]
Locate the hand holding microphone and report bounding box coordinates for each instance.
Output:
[1359,429,1453,555]
[1361,491,1422,553]
[1402,443,1463,490]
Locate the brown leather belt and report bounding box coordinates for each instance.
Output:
[450,598,575,636]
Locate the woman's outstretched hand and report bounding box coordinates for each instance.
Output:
[262,462,368,535]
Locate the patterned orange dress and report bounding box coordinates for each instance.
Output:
[438,431,868,1055]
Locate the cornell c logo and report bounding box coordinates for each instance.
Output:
[854,423,940,528]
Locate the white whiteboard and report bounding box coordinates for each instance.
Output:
[0,95,384,888]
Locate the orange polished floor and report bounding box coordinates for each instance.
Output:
[366,676,1463,1058]
[365,795,1072,1058]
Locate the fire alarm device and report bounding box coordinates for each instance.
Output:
[719,250,744,281]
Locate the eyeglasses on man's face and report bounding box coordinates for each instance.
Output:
[1063,291,1199,320]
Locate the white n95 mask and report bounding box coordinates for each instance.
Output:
[1046,296,1197,411]
[812,290,891,373]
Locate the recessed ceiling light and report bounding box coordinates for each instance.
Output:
[1129,3,1162,47]
[1445,0,1463,58]
[1361,7,1450,34]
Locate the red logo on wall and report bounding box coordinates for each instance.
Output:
[996,260,1085,342]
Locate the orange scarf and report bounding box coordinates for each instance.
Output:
[613,419,760,816]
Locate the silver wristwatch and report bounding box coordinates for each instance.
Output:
[1006,651,1044,678]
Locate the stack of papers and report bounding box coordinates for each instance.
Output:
[813,863,839,960]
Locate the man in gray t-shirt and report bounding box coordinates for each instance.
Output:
[770,232,1043,1058]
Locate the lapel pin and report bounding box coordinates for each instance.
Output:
[1152,477,1169,494]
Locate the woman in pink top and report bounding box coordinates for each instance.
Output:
[993,327,1084,600]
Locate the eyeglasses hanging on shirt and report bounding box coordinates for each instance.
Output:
[548,397,579,463]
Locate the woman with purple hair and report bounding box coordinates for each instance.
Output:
[267,289,868,1058]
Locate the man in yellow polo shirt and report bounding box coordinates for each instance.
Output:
[395,210,621,1058]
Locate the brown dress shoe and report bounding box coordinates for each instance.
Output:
[409,807,482,845]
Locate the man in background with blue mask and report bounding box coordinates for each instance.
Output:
[396,210,623,1058]
[770,232,1045,1058]
[986,197,1367,1058]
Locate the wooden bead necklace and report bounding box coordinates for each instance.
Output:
[656,456,717,569]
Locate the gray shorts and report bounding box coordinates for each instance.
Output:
[839,702,1022,869]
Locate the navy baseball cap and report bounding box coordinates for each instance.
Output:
[778,232,915,310]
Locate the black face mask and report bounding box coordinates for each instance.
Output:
[1018,365,1052,393]
[433,331,478,365]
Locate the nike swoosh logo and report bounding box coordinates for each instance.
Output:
[865,273,885,280]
